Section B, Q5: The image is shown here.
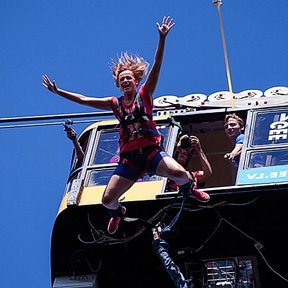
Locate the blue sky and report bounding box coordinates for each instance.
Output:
[1,1,287,287]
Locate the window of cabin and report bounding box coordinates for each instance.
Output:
[246,149,288,168]
[237,107,288,185]
[92,129,119,165]
[87,122,175,187]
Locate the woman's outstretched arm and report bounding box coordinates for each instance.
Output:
[42,74,113,110]
[144,16,175,103]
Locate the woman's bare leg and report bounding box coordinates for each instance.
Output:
[102,174,135,210]
[102,174,135,234]
[156,155,210,202]
[155,156,191,185]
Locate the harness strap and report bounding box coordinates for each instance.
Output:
[116,92,146,120]
[144,148,160,171]
[178,180,193,197]
[120,146,162,174]
[107,205,125,218]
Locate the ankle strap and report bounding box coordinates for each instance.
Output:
[107,205,124,217]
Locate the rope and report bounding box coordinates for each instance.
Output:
[213,0,235,108]
[161,194,187,234]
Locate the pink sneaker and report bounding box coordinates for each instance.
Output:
[190,186,210,203]
[107,206,126,234]
[188,173,210,203]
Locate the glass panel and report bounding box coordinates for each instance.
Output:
[93,130,119,165]
[88,123,172,186]
[238,259,255,287]
[88,169,115,186]
[204,259,237,286]
[248,149,288,168]
[87,169,161,187]
[156,124,170,149]
[92,125,171,166]
[252,110,288,146]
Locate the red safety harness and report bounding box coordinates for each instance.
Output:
[115,93,160,144]
[120,146,162,176]
[113,93,163,175]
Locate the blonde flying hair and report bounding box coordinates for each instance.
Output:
[111,52,149,87]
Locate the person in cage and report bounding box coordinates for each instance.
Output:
[64,125,85,169]
[152,225,192,288]
[223,113,245,168]
[167,133,212,192]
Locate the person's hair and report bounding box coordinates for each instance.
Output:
[110,52,149,87]
[224,113,245,129]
